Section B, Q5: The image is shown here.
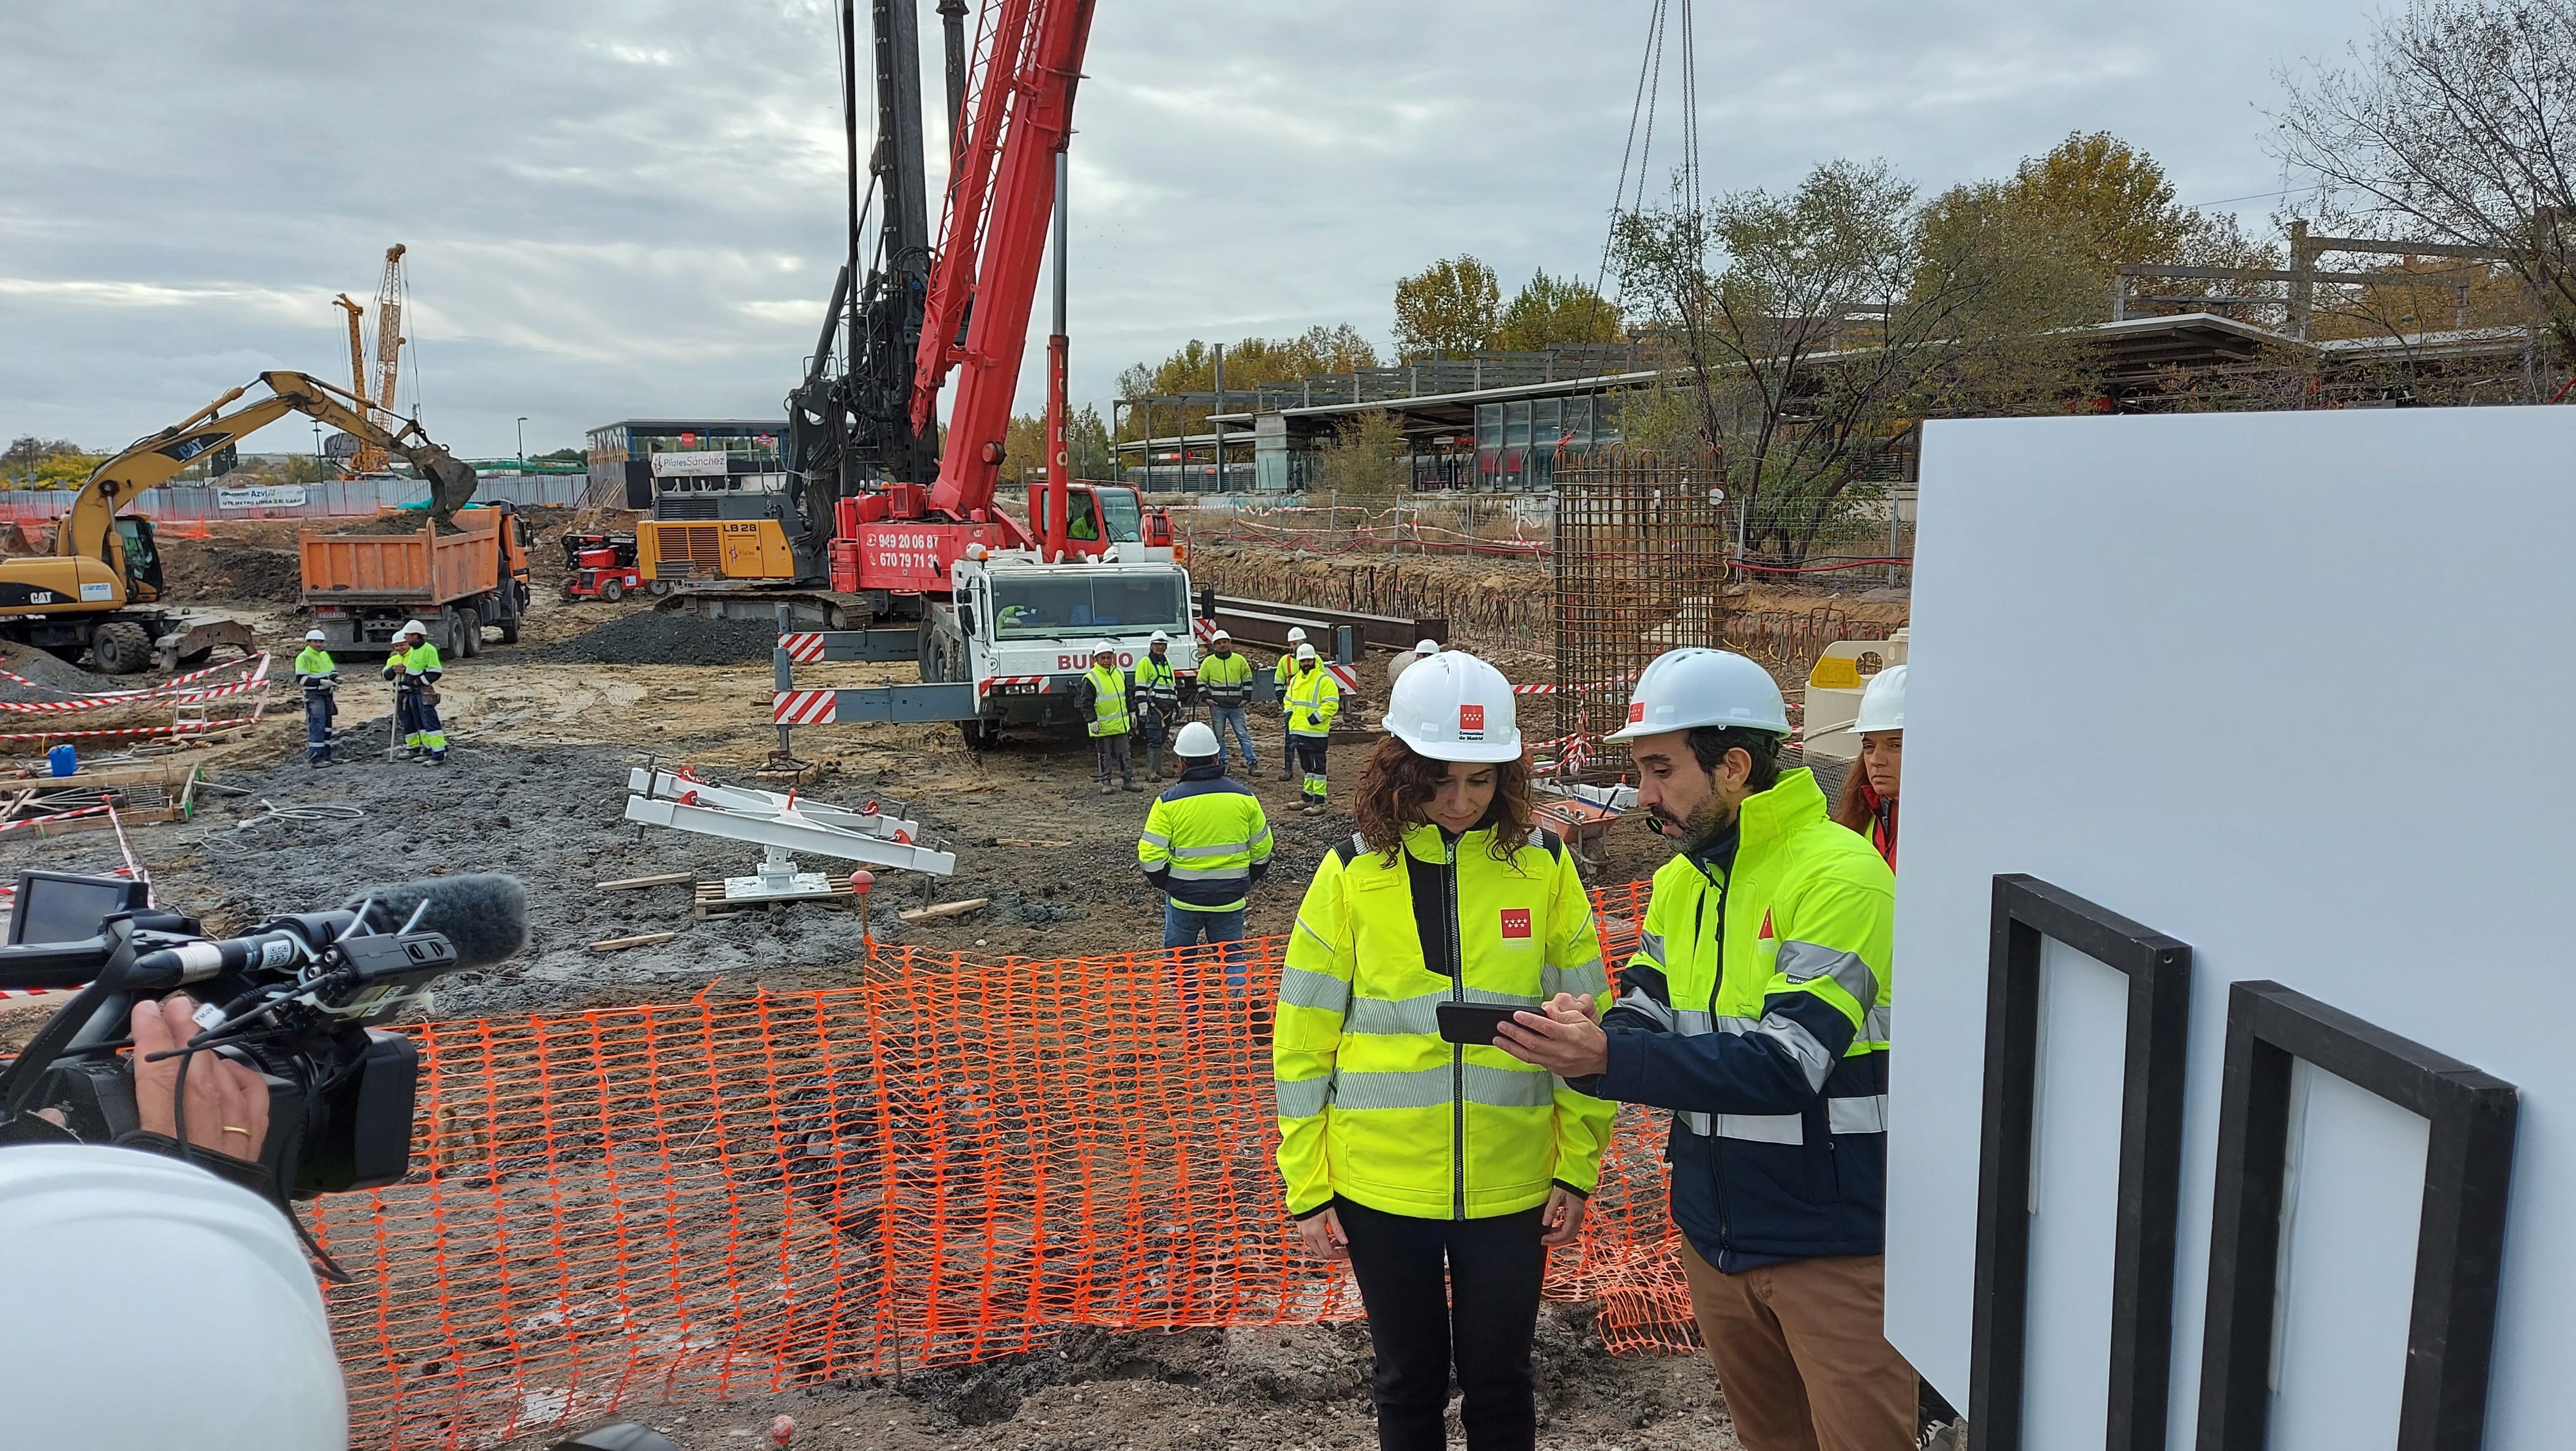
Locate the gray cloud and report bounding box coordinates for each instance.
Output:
[2,0,2345,459]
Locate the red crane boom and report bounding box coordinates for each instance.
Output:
[835,0,1098,585]
[914,0,1095,519]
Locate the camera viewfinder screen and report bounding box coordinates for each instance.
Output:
[11,873,142,946]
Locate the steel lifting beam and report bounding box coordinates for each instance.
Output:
[622,771,957,877]
[627,770,926,843]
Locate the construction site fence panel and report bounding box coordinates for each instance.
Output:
[0,476,586,525]
[316,879,1693,1449]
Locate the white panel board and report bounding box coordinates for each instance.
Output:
[2020,939,2129,1447]
[1881,407,2572,1449]
[2268,1062,2426,1451]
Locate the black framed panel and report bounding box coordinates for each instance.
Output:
[2196,981,2518,1451]
[1970,874,2193,1451]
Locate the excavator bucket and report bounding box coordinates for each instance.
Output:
[408,445,480,532]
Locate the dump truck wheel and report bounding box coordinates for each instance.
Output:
[90,622,150,676]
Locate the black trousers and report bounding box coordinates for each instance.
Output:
[1335,1197,1547,1451]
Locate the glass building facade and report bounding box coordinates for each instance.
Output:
[585,420,786,508]
[1474,392,1622,490]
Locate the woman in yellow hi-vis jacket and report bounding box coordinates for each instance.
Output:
[1272,649,1614,1451]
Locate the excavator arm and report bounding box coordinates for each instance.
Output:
[62,371,479,566]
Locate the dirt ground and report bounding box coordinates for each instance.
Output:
[0,534,1897,1451]
[493,1313,1739,1451]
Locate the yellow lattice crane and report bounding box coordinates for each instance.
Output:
[332,292,377,472]
[370,243,407,440]
[327,244,408,475]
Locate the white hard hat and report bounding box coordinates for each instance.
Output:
[1286,626,1308,642]
[1852,664,1906,734]
[399,619,428,637]
[1092,640,1119,656]
[304,629,326,642]
[1295,642,1317,661]
[0,1147,348,1448]
[1210,628,1231,641]
[1415,639,1439,656]
[1385,650,1521,763]
[1149,630,1170,644]
[1174,720,1220,757]
[1606,647,1789,741]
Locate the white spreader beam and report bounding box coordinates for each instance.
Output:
[623,769,957,903]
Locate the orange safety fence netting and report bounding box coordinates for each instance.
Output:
[315,879,1696,1449]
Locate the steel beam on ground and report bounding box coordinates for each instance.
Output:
[1204,593,1444,655]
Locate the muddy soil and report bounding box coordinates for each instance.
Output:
[501,1312,1735,1451]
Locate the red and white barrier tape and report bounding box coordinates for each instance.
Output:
[0,651,267,705]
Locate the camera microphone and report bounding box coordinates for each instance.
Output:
[342,874,529,971]
[128,922,348,987]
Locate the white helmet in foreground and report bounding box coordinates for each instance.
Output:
[1174,720,1219,757]
[1605,647,1788,741]
[1385,650,1522,763]
[1295,642,1317,661]
[1149,630,1170,644]
[1851,664,1906,734]
[399,619,428,638]
[0,1147,347,1448]
[304,629,326,642]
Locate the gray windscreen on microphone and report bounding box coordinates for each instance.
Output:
[341,874,530,970]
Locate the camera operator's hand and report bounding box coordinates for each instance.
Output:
[131,995,269,1163]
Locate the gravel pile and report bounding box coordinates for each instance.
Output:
[534,611,778,667]
[0,645,125,703]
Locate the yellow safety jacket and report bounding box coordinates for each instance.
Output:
[1139,765,1274,912]
[1274,824,1616,1220]
[1136,652,1179,712]
[1198,650,1255,708]
[1592,767,1895,1267]
[1083,663,1130,738]
[1285,664,1340,738]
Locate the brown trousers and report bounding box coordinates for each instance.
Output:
[1679,1240,1919,1451]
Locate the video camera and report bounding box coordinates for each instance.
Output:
[0,869,526,1206]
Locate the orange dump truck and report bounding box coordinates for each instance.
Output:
[299,504,533,658]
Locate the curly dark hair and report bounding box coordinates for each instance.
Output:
[1352,734,1537,866]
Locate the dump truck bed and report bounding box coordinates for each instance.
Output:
[299,512,501,606]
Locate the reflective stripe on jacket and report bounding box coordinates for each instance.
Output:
[293,647,336,687]
[1589,767,1895,1270]
[1198,650,1254,707]
[1084,664,1130,737]
[1284,665,1340,737]
[1136,654,1179,709]
[1274,824,1616,1221]
[383,642,443,684]
[1139,765,1274,912]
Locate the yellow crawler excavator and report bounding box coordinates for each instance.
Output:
[1,370,479,674]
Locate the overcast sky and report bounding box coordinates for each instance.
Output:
[0,0,2364,460]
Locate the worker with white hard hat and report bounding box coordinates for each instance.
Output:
[1139,718,1274,1016]
[1830,664,1905,869]
[1076,640,1136,795]
[1272,627,1310,780]
[1136,629,1182,779]
[1196,628,1258,776]
[293,629,339,768]
[1283,642,1341,814]
[1274,649,1613,1450]
[1492,646,1913,1451]
[1,994,348,1449]
[380,619,448,766]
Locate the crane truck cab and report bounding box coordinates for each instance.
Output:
[924,553,1198,738]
